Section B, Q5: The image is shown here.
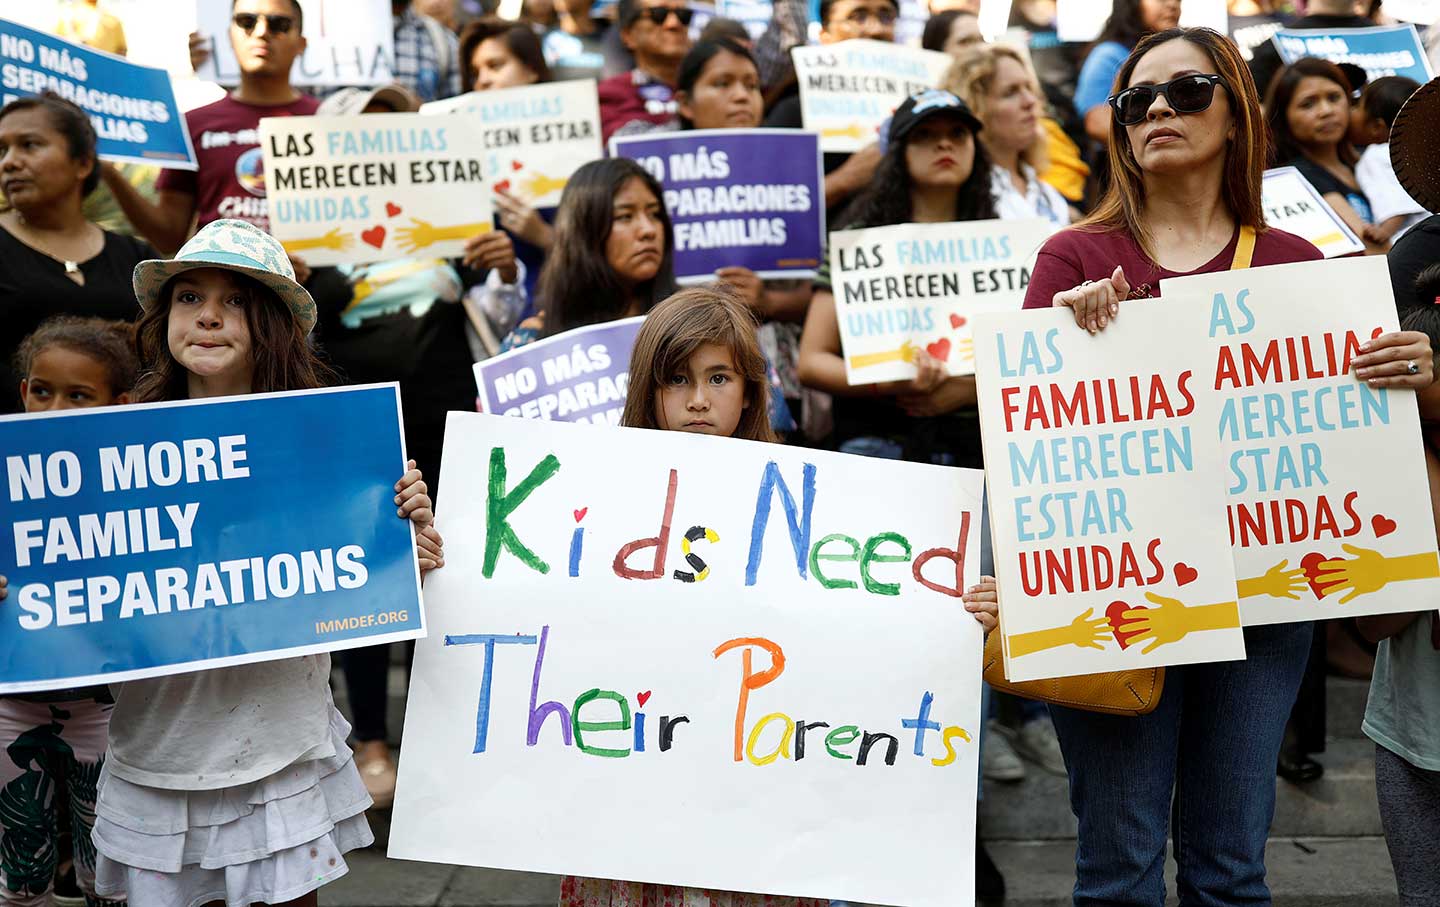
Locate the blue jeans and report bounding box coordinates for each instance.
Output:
[1048,622,1313,907]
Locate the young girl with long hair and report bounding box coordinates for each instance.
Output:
[798,89,995,466]
[562,286,999,907]
[85,218,444,907]
[0,316,138,907]
[502,159,677,350]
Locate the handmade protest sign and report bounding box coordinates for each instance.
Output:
[1262,167,1365,259]
[421,80,602,210]
[1273,24,1433,84]
[972,305,1246,683]
[612,129,824,282]
[0,385,424,694]
[196,0,393,87]
[261,111,494,267]
[474,317,643,425]
[0,18,196,168]
[791,40,952,153]
[831,218,1054,383]
[391,415,985,906]
[1159,256,1440,626]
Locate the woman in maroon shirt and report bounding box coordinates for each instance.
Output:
[1019,27,1434,906]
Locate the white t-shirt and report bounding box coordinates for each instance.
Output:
[1356,143,1426,243]
[990,164,1071,227]
[107,655,334,790]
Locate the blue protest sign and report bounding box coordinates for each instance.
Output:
[0,17,197,169]
[1273,24,1434,84]
[610,129,825,282]
[474,317,643,425]
[0,385,423,694]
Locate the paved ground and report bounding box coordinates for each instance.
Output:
[322,835,1400,907]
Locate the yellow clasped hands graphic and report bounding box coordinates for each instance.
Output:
[1008,593,1240,659]
[1237,560,1307,600]
[281,228,352,254]
[396,218,492,254]
[1315,546,1440,604]
[1119,593,1240,655]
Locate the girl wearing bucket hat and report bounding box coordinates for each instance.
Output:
[87,218,445,907]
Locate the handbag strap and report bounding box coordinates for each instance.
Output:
[1230,224,1257,270]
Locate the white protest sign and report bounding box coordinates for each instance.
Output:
[1382,0,1440,25]
[1262,167,1364,259]
[420,80,602,209]
[196,0,394,87]
[972,305,1247,683]
[1159,256,1440,626]
[1057,0,1226,43]
[831,218,1054,383]
[390,415,985,907]
[261,111,494,266]
[791,39,952,153]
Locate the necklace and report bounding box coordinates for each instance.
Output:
[11,212,90,285]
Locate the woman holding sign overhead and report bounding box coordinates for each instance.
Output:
[798,89,995,464]
[1021,27,1433,905]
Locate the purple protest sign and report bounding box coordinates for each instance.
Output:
[609,128,824,283]
[473,317,644,425]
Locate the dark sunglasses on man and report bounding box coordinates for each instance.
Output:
[636,5,695,26]
[1109,74,1226,126]
[232,12,296,35]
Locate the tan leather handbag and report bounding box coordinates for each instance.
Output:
[982,630,1163,717]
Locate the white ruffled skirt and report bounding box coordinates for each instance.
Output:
[91,707,373,907]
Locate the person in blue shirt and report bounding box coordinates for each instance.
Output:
[1075,0,1180,146]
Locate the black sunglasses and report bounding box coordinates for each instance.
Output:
[232,12,296,35]
[1109,74,1226,126]
[637,6,694,26]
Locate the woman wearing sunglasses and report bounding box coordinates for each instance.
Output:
[1021,27,1433,906]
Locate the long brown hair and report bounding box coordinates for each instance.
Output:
[132,270,335,402]
[1265,57,1357,169]
[622,287,777,443]
[1079,27,1268,255]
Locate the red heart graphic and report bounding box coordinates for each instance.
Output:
[1300,552,1343,599]
[949,313,966,329]
[1373,514,1397,537]
[511,160,524,171]
[1174,563,1198,586]
[573,507,587,522]
[1106,600,1147,650]
[385,202,402,217]
[637,691,651,707]
[926,338,951,361]
[494,179,511,193]
[360,225,386,249]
